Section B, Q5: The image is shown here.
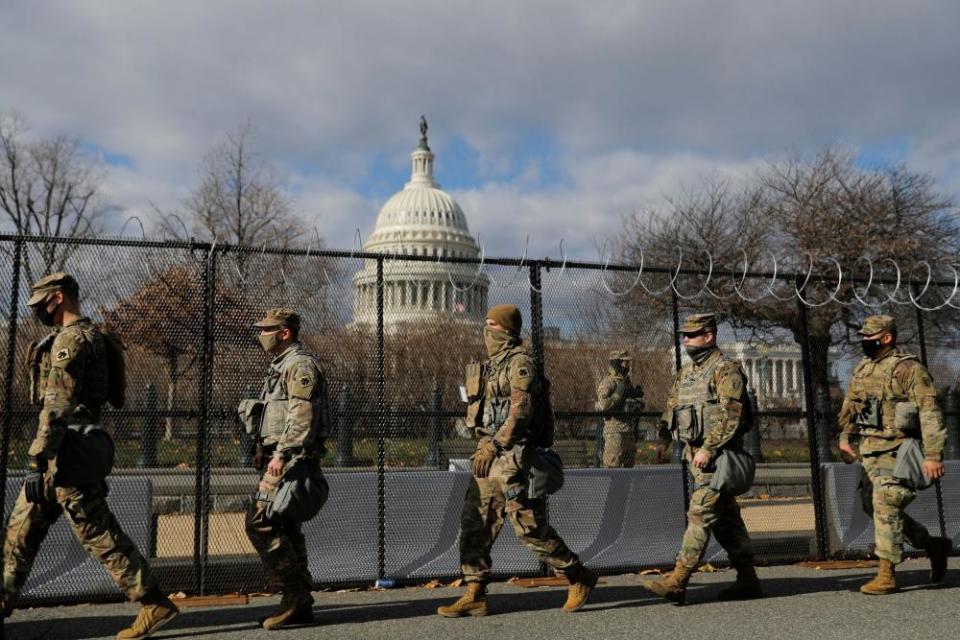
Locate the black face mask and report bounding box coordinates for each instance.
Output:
[861,339,883,358]
[33,297,58,327]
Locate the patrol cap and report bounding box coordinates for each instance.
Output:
[253,307,301,334]
[609,349,631,361]
[858,314,896,336]
[27,272,79,306]
[486,304,522,335]
[678,313,717,334]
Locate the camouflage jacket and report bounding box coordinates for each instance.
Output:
[259,342,329,459]
[28,318,109,459]
[595,370,644,433]
[657,348,748,459]
[838,348,945,461]
[475,344,539,449]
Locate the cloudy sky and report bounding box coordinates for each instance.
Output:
[2,0,958,259]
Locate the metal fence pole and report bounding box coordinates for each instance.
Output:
[426,382,441,468]
[376,257,386,581]
[796,289,828,560]
[141,384,158,467]
[336,384,354,467]
[529,261,544,368]
[946,388,960,461]
[747,389,763,462]
[193,243,216,594]
[670,291,691,514]
[913,300,947,539]
[1,238,24,640]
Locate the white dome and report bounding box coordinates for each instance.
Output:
[353,118,489,328]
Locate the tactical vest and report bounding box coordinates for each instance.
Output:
[847,351,920,440]
[27,320,109,422]
[481,346,526,434]
[259,344,328,449]
[672,351,726,445]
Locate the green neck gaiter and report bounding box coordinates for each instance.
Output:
[484,327,516,357]
[686,344,716,366]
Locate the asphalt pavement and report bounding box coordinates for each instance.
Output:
[7,558,958,640]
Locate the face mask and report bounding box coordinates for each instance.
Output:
[33,295,58,327]
[483,327,514,357]
[861,339,884,358]
[258,330,282,354]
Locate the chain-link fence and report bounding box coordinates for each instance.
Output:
[1,234,958,605]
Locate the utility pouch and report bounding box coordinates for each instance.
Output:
[527,447,564,498]
[673,404,700,443]
[26,334,56,406]
[709,447,756,496]
[54,425,116,487]
[856,396,882,429]
[894,401,920,434]
[465,362,485,430]
[893,439,933,491]
[237,399,266,436]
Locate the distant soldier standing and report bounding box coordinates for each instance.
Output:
[244,309,330,629]
[644,313,761,604]
[837,315,950,594]
[2,273,178,639]
[595,350,644,468]
[437,304,597,617]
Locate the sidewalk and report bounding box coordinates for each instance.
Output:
[8,558,958,640]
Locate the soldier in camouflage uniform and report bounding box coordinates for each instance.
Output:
[245,308,329,629]
[438,304,597,618]
[643,313,761,605]
[2,273,178,640]
[837,315,951,595]
[595,350,644,468]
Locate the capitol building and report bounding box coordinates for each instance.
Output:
[353,118,489,328]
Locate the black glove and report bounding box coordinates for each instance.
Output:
[24,457,47,503]
[253,444,267,472]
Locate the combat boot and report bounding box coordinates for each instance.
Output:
[717,563,762,601]
[115,592,179,640]
[860,559,897,595]
[925,537,951,583]
[563,564,598,612]
[261,591,315,630]
[641,560,694,605]
[437,582,488,618]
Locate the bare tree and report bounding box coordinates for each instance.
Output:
[615,148,960,415]
[0,112,110,282]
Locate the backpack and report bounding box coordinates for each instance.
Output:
[531,369,555,448]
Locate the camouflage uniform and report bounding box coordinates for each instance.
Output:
[596,350,644,468]
[245,309,328,601]
[3,275,157,610]
[657,315,755,571]
[838,316,947,565]
[459,341,581,582]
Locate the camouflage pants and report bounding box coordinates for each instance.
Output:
[859,451,930,564]
[602,428,636,468]
[676,447,755,569]
[2,474,156,604]
[460,446,580,584]
[245,468,312,594]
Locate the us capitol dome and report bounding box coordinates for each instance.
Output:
[353,117,489,328]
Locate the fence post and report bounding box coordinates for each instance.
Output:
[945,388,960,461]
[426,382,442,468]
[141,384,158,467]
[238,383,255,467]
[595,418,604,468]
[814,386,832,464]
[913,300,947,538]
[1,238,24,640]
[193,243,216,595]
[335,384,354,467]
[670,290,691,509]
[796,285,829,560]
[747,389,763,462]
[376,256,386,582]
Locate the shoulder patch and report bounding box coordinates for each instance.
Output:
[55,348,71,362]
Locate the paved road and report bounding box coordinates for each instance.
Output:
[8,558,959,640]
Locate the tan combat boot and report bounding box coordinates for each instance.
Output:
[115,593,179,640]
[925,537,952,583]
[437,583,488,618]
[563,565,598,612]
[641,560,694,605]
[717,563,763,601]
[860,559,897,595]
[261,591,315,630]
